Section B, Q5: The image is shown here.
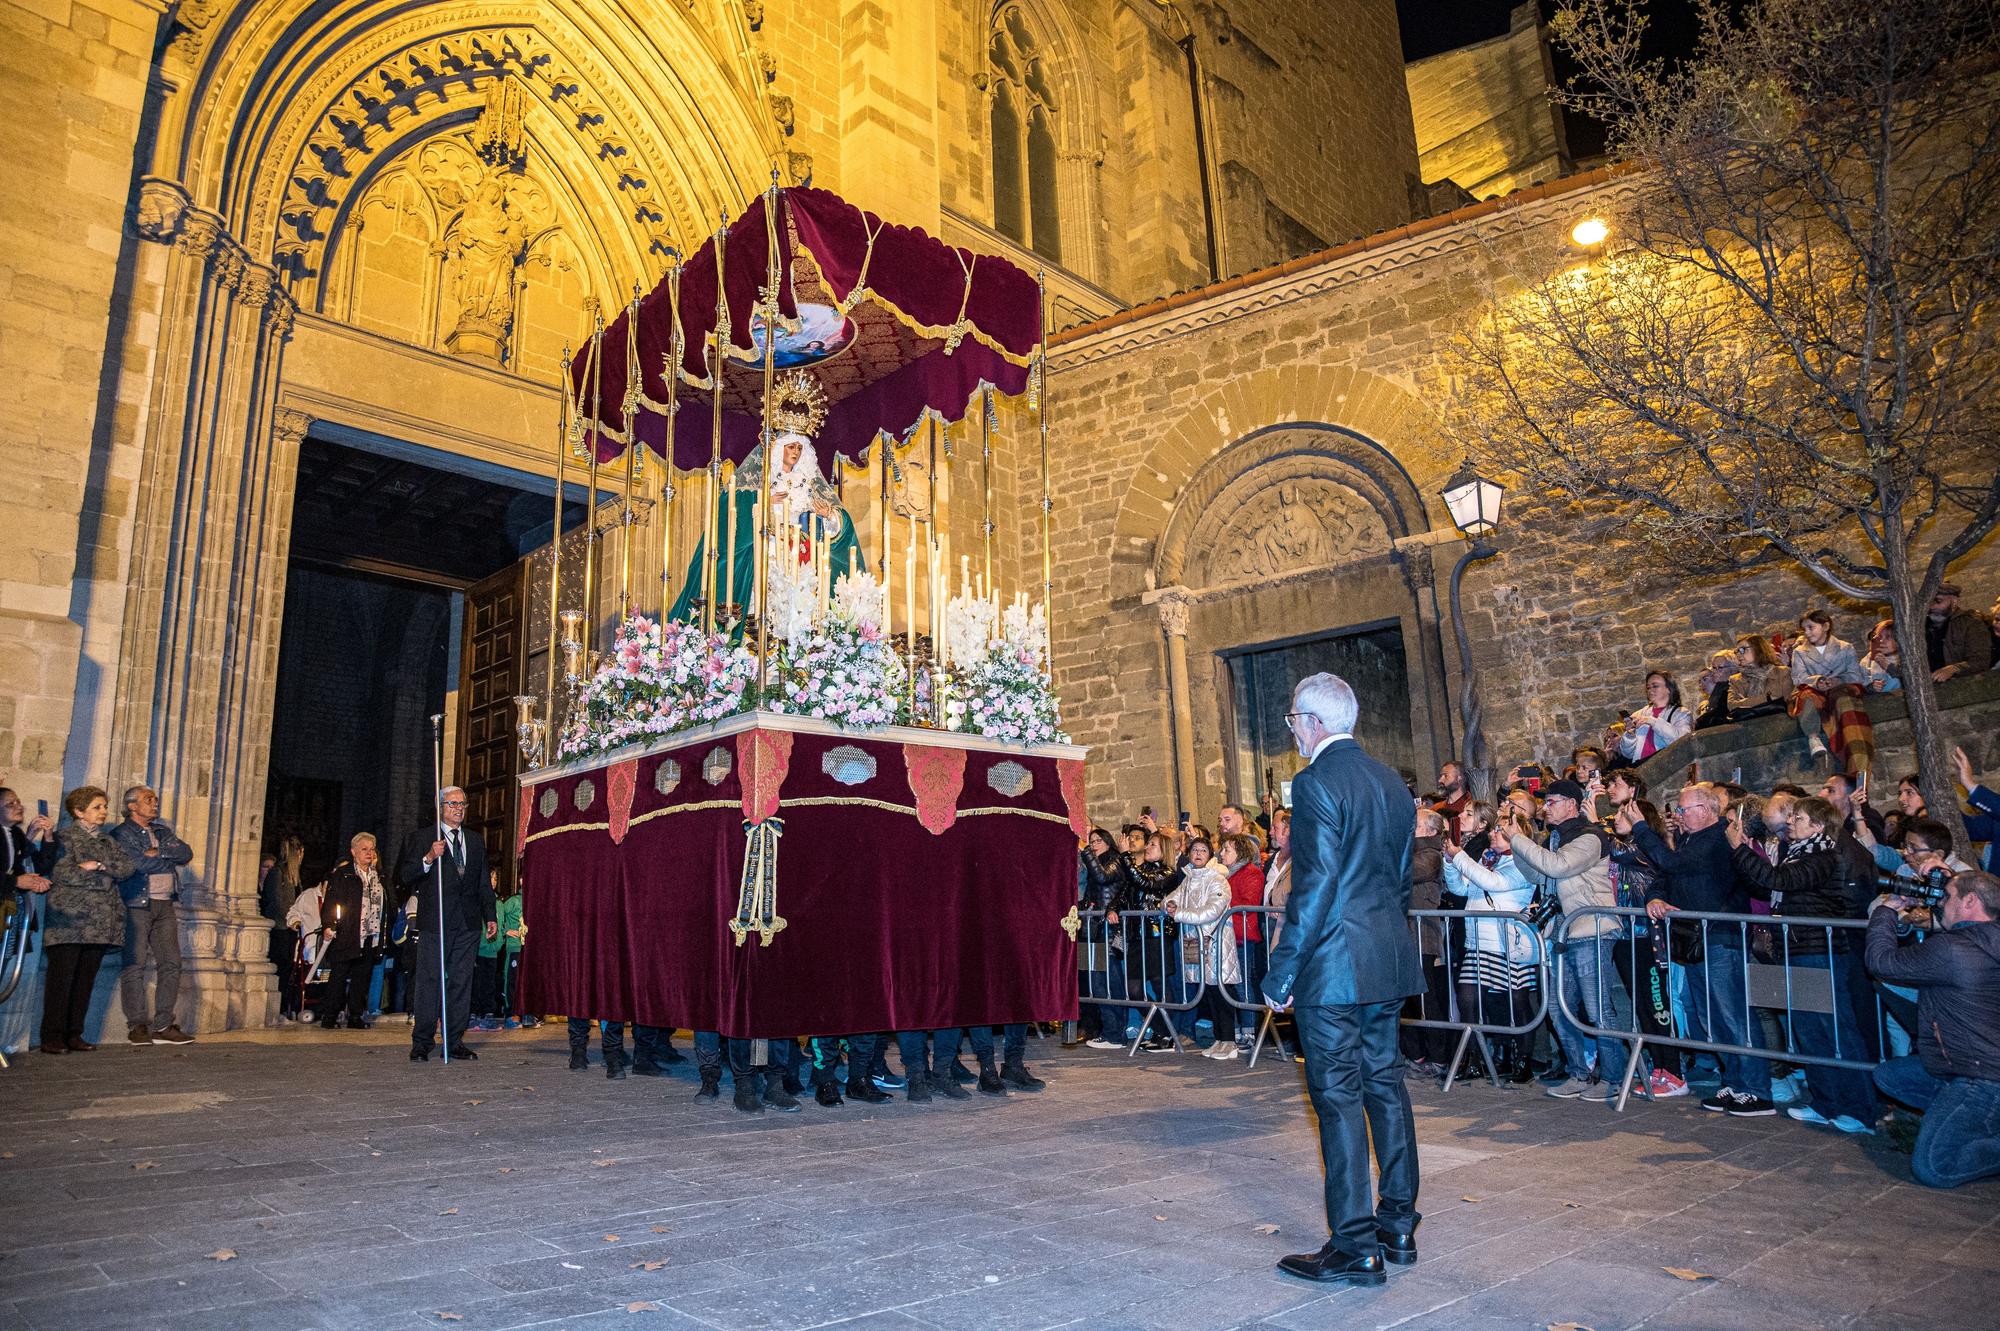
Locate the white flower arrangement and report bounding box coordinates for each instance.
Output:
[764,570,907,729]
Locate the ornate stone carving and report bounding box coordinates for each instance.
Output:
[271,409,312,448]
[175,212,223,260]
[1156,592,1191,638]
[134,178,189,241]
[1194,478,1391,586]
[266,24,701,285]
[768,93,795,136]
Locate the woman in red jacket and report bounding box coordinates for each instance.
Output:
[1218,833,1266,1052]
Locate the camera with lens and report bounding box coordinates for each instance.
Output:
[1906,864,1953,910]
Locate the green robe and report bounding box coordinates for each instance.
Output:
[667,448,864,629]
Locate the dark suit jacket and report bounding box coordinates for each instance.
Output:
[396,824,495,939]
[1262,737,1422,1008]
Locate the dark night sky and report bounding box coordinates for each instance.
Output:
[1396,0,1707,158]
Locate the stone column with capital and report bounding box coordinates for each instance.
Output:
[100,188,300,1031]
[1155,588,1201,825]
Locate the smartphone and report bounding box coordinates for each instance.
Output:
[1857,771,1869,798]
[1141,805,1154,820]
[1177,810,1191,829]
[36,798,48,817]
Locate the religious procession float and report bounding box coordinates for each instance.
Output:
[511,185,1086,1038]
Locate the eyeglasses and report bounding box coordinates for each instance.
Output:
[441,800,468,808]
[1283,712,1312,732]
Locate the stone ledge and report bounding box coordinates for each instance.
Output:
[1633,670,2000,796]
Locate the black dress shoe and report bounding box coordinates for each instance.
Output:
[1276,1243,1388,1286]
[1377,1229,1417,1266]
[815,1080,844,1107]
[447,1046,478,1060]
[410,1048,430,1062]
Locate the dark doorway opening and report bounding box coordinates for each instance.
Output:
[1222,621,1415,808]
[263,432,583,888]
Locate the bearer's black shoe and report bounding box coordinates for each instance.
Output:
[815,1080,844,1108]
[694,1068,721,1101]
[977,1064,1007,1096]
[948,1059,976,1085]
[447,1046,477,1060]
[1377,1229,1417,1266]
[630,1062,667,1078]
[1277,1241,1388,1286]
[410,1047,429,1062]
[905,1072,933,1103]
[761,1080,801,1113]
[932,1071,971,1101]
[846,1077,891,1104]
[733,1081,764,1114]
[568,1050,589,1071]
[606,1058,628,1081]
[1000,1060,1045,1091]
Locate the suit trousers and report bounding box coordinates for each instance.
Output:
[1296,998,1421,1252]
[412,929,478,1053]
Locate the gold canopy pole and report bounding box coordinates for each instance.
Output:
[878,438,892,645]
[618,283,641,619]
[660,256,683,615]
[980,385,994,603]
[1036,269,1053,667]
[544,345,573,710]
[754,177,782,699]
[702,212,729,635]
[581,312,605,653]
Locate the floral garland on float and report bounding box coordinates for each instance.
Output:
[554,558,1061,759]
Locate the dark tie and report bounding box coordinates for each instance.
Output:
[449,830,463,874]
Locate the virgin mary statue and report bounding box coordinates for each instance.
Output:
[668,370,864,627]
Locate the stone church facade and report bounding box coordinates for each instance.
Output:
[6,0,1989,1032]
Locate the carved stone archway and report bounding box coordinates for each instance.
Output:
[1140,420,1456,821]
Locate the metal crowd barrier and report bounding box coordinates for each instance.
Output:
[1551,904,1886,1112]
[1211,905,1551,1081]
[1075,907,1207,1055]
[1077,901,1555,1083]
[1080,892,1901,1117]
[0,890,31,1069]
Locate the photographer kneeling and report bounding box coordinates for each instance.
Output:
[1865,869,2000,1188]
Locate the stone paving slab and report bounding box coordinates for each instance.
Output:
[0,1024,1996,1330]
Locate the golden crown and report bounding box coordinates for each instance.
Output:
[768,369,828,438]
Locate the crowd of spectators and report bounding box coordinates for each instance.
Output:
[1073,586,2000,1189]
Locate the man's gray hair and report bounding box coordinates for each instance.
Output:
[439,786,466,803]
[122,784,154,808]
[1292,672,1358,735]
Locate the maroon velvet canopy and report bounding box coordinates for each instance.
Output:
[572,188,1045,470]
[517,715,1086,1037]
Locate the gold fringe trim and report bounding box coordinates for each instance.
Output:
[522,795,1070,847]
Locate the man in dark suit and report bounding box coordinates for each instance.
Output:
[397,786,496,1062]
[1262,672,1423,1285]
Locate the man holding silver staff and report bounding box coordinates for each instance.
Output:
[398,786,495,1062]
